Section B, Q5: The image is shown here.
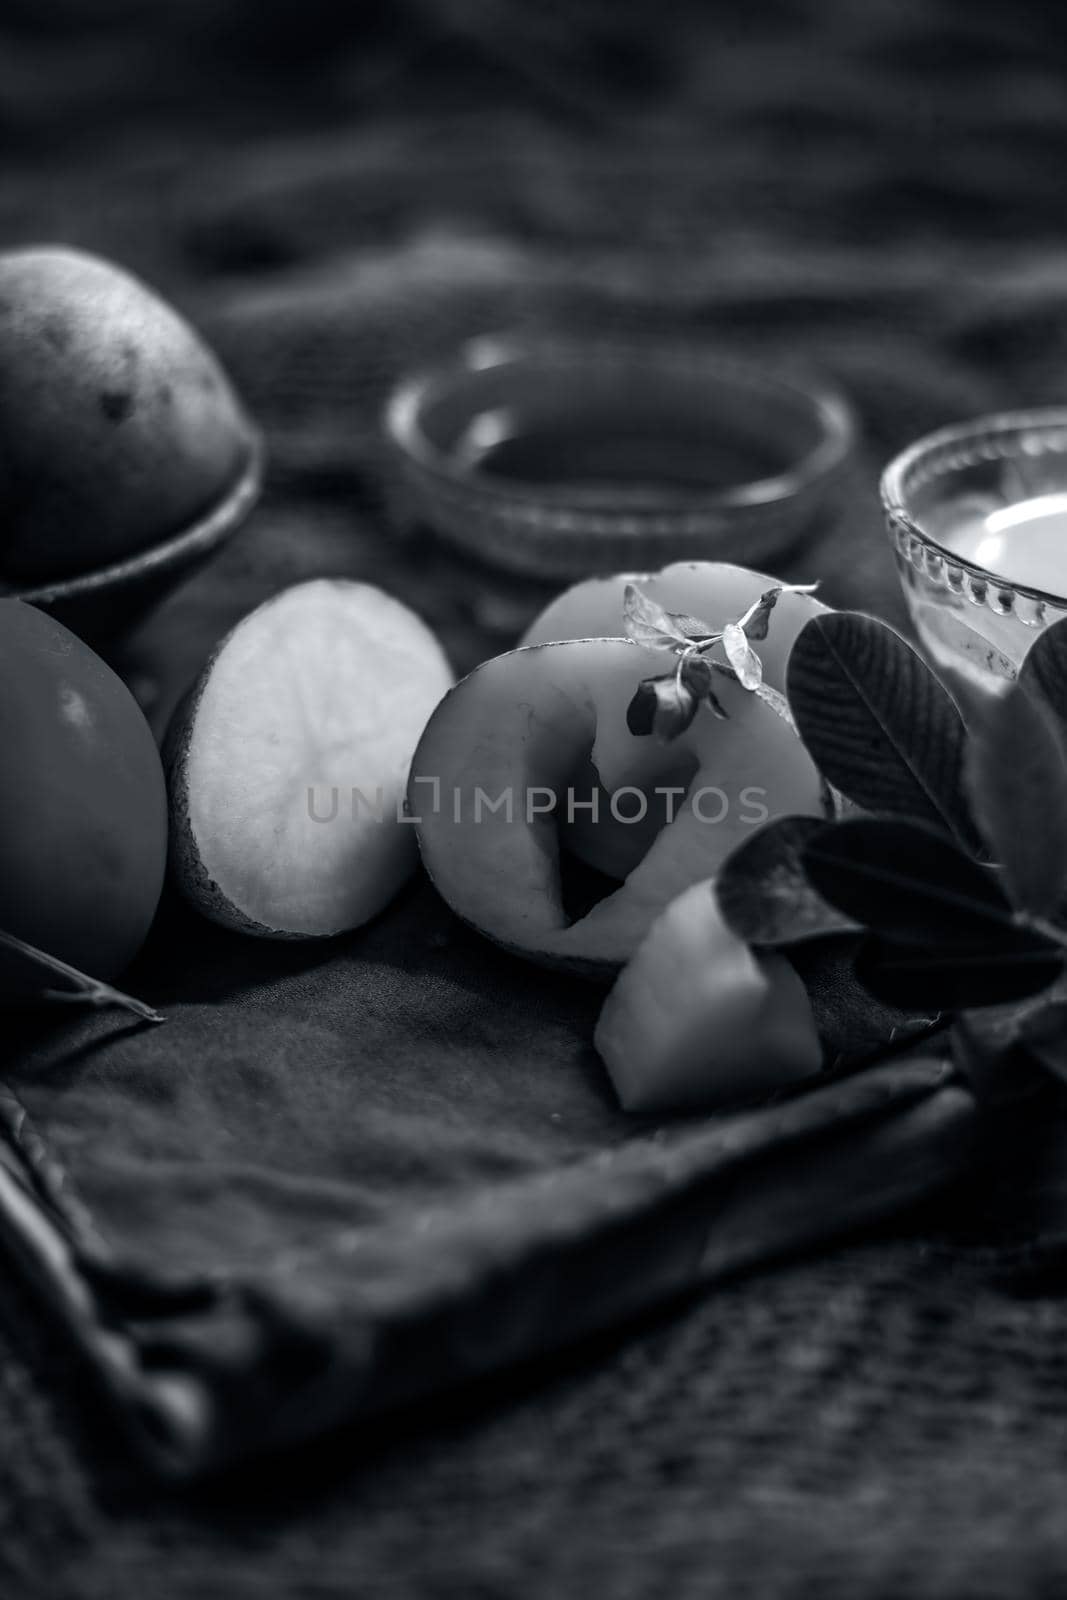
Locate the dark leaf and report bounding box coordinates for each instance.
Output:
[739,582,819,642]
[716,816,858,947]
[626,674,697,741]
[857,935,1063,1012]
[1020,616,1067,730]
[1016,998,1067,1087]
[965,682,1067,917]
[802,817,1030,948]
[821,778,853,821]
[786,611,982,852]
[626,678,660,736]
[787,934,943,1068]
[951,999,1063,1105]
[740,587,781,643]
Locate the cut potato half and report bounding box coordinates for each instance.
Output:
[167,579,452,937]
[410,638,824,972]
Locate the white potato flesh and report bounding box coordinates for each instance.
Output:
[181,579,452,935]
[594,880,823,1111]
[523,562,827,881]
[410,638,824,969]
[521,561,826,691]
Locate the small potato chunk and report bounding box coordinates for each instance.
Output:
[595,881,823,1112]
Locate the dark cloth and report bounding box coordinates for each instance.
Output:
[5,1,1067,1595]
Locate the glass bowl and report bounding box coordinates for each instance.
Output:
[385,335,855,579]
[882,408,1067,700]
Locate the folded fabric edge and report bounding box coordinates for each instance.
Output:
[0,1059,977,1480]
[0,1112,214,1475]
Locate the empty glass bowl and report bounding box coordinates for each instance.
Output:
[882,409,1067,699]
[385,335,855,579]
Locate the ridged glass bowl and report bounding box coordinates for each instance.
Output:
[385,335,855,579]
[882,409,1067,699]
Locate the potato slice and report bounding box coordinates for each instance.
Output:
[410,638,824,971]
[167,580,452,937]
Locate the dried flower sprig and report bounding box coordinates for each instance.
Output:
[621,581,818,741]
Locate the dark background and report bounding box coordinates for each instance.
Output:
[6,4,1067,1597]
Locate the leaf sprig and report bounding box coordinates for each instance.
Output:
[713,608,1067,1087]
[622,581,817,741]
[0,928,163,1024]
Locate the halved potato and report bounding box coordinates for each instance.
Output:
[167,579,452,937]
[410,638,824,971]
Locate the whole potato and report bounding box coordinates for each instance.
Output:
[0,599,167,977]
[0,246,257,581]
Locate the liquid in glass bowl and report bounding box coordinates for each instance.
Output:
[882,409,1067,704]
[386,335,855,579]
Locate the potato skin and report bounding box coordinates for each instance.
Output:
[0,247,257,581]
[0,601,167,977]
[162,674,303,940]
